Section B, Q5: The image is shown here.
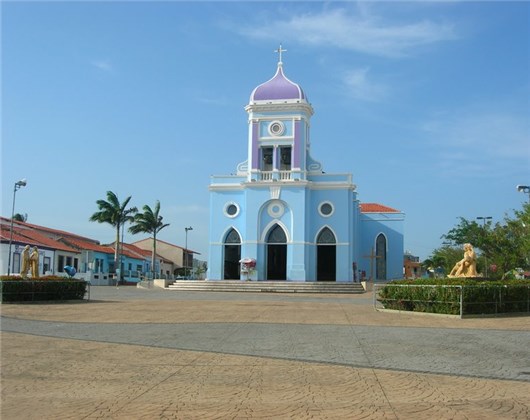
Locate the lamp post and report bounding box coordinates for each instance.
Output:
[516,185,530,203]
[7,179,27,275]
[184,226,193,278]
[476,216,492,277]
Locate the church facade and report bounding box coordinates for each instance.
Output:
[207,52,404,282]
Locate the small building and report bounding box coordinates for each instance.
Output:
[1,217,145,284]
[403,250,422,279]
[132,238,199,278]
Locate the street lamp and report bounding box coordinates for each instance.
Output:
[184,226,193,278]
[7,179,27,276]
[476,216,492,278]
[516,185,530,203]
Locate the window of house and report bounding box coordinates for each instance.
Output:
[58,255,65,272]
[43,257,51,273]
[12,253,21,274]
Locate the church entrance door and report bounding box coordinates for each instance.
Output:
[266,224,287,280]
[224,228,241,280]
[317,246,336,281]
[316,227,336,281]
[267,245,287,280]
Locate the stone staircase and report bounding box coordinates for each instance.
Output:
[166,280,365,294]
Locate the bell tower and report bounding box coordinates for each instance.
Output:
[241,45,316,183]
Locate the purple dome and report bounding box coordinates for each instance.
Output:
[250,64,306,102]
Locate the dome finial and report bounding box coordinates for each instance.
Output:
[274,44,287,66]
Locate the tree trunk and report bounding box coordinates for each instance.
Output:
[152,233,157,277]
[115,225,120,275]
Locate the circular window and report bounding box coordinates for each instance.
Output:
[319,202,334,217]
[267,201,285,218]
[224,203,240,218]
[268,121,285,136]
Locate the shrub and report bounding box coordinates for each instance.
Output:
[377,278,529,316]
[0,276,88,302]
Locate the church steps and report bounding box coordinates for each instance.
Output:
[166,280,365,294]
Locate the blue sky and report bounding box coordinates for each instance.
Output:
[2,1,529,262]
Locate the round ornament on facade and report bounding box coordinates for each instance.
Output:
[267,201,285,218]
[268,121,285,136]
[319,202,334,217]
[224,203,240,218]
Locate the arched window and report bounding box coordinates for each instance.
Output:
[376,234,387,280]
[225,228,241,244]
[317,227,336,244]
[267,224,287,244]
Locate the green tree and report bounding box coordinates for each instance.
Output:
[433,203,530,278]
[497,203,530,273]
[12,213,27,222]
[443,217,485,248]
[428,244,463,276]
[195,261,207,279]
[89,191,137,275]
[128,200,170,277]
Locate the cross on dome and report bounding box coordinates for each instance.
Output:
[275,44,287,65]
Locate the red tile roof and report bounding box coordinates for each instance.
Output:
[121,242,173,263]
[59,237,115,254]
[360,203,401,213]
[132,237,199,255]
[0,224,79,253]
[0,217,99,244]
[0,218,167,262]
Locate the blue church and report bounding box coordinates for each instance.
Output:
[207,49,404,282]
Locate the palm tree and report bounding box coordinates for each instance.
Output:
[89,191,137,276]
[128,200,170,277]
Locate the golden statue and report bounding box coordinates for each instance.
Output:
[448,243,479,278]
[20,245,31,277]
[30,246,40,278]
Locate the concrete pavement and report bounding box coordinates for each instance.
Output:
[1,286,529,419]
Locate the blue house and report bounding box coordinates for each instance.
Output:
[208,52,404,282]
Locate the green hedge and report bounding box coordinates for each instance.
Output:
[377,279,530,316]
[0,276,88,302]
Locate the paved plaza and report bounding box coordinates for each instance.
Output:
[1,286,529,419]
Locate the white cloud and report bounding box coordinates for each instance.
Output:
[421,109,530,178]
[236,7,456,57]
[342,67,387,101]
[91,60,113,72]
